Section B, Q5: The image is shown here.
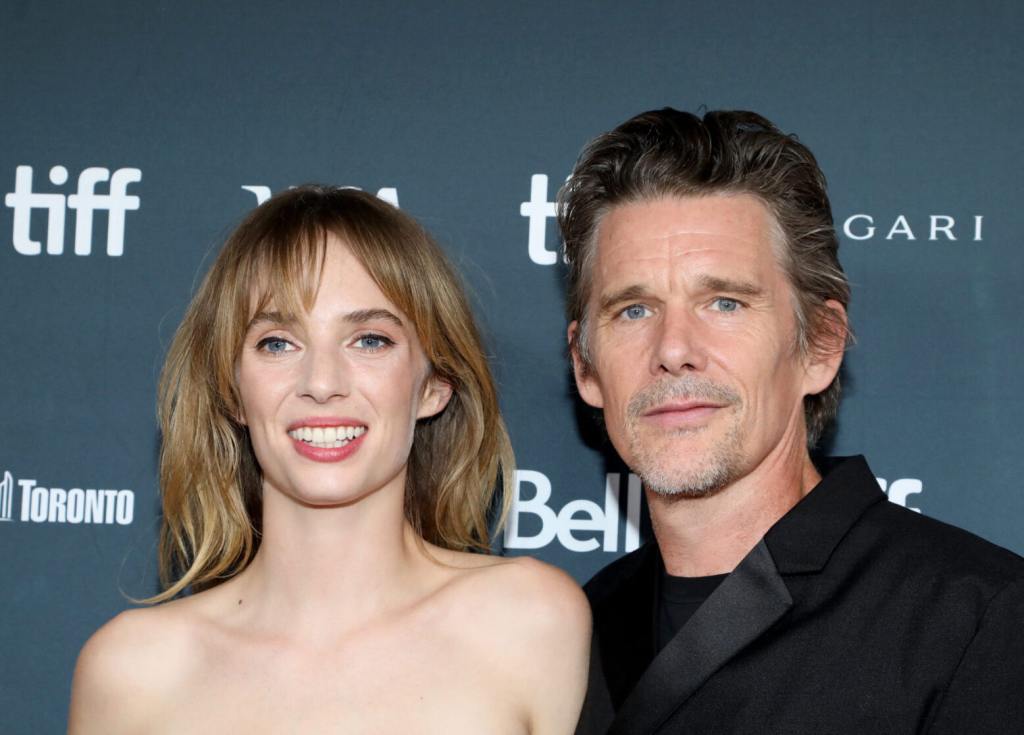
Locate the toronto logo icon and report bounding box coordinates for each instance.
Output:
[0,468,135,526]
[0,471,13,522]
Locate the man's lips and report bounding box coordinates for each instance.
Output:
[641,401,725,428]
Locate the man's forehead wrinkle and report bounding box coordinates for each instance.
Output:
[598,244,766,280]
[603,231,766,251]
[599,236,772,274]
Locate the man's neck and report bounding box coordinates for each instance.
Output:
[649,445,822,577]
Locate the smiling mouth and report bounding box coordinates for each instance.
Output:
[287,425,367,449]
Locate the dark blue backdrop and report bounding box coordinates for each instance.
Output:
[2,3,1022,732]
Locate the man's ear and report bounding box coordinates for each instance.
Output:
[417,375,454,419]
[568,321,605,409]
[802,299,848,396]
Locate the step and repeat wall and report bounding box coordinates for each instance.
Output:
[2,2,1022,732]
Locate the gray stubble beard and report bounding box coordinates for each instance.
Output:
[624,376,745,499]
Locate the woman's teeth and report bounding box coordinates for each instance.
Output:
[288,425,367,448]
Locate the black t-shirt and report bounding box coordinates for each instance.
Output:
[657,568,728,652]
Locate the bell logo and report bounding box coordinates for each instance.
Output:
[504,469,643,553]
[4,165,141,256]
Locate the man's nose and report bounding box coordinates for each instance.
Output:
[651,307,709,376]
[298,346,351,403]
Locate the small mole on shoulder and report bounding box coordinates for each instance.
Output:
[238,599,243,606]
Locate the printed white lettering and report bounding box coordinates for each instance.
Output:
[2,473,138,526]
[67,168,142,256]
[0,471,12,521]
[843,214,875,240]
[115,489,134,525]
[85,489,103,523]
[505,469,642,553]
[624,473,642,551]
[876,477,924,513]
[18,478,35,521]
[886,215,915,240]
[842,214,983,242]
[5,165,141,256]
[520,174,559,265]
[66,488,84,523]
[504,470,558,549]
[30,487,47,522]
[48,488,67,523]
[929,215,956,241]
[5,167,66,255]
[557,499,605,552]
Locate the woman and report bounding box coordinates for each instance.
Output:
[68,186,590,733]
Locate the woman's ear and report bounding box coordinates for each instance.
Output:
[417,376,454,419]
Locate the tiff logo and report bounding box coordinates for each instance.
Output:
[4,165,141,256]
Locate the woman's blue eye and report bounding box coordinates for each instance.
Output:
[714,298,740,313]
[622,304,649,320]
[257,337,293,353]
[356,334,394,351]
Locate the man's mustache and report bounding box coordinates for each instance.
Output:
[627,376,741,419]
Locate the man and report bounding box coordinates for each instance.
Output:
[560,109,1024,734]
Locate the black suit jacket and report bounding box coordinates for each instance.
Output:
[577,456,1024,734]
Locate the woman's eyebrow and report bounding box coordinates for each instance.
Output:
[247,308,405,330]
[247,310,293,329]
[343,308,404,327]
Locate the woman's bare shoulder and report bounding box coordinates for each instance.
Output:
[434,549,588,618]
[68,595,211,734]
[438,553,592,732]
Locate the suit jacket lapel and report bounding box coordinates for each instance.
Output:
[608,540,793,735]
[594,456,885,735]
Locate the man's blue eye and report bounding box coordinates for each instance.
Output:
[623,305,649,320]
[714,298,740,312]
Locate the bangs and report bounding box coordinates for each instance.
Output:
[243,223,328,328]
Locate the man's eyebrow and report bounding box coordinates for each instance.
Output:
[343,308,404,327]
[696,275,765,298]
[596,277,765,315]
[598,285,654,314]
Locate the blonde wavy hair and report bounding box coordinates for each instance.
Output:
[150,186,513,602]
